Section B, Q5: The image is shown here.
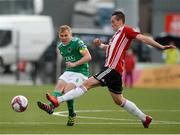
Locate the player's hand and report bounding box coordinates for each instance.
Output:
[93,38,102,46]
[66,62,77,67]
[162,45,176,50]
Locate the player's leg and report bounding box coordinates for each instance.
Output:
[63,73,88,118]
[129,72,133,88]
[124,72,128,87]
[37,80,65,114]
[104,68,152,128]
[46,76,100,106]
[125,72,131,88]
[62,72,90,126]
[54,78,78,126]
[37,91,62,114]
[47,68,110,105]
[49,80,65,107]
[37,101,54,114]
[63,83,77,126]
[110,90,152,128]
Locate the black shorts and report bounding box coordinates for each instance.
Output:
[93,67,123,94]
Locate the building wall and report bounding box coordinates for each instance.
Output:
[42,0,77,30]
[114,0,139,29]
[152,0,180,36]
[139,0,152,33]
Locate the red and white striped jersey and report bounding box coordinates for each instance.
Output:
[105,25,139,73]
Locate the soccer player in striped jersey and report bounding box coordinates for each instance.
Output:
[44,10,176,128]
[37,25,91,126]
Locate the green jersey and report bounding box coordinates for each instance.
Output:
[57,37,90,77]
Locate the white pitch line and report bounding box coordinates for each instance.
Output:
[54,109,180,113]
[0,109,179,125]
[53,109,180,113]
[53,111,137,122]
[53,109,180,125]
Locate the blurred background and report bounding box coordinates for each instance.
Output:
[0,0,180,88]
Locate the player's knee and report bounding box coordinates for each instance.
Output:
[112,95,124,106]
[113,99,123,105]
[83,83,90,90]
[55,84,65,93]
[83,81,92,90]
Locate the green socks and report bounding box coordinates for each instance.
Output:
[67,100,75,117]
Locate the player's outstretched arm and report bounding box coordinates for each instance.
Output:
[136,34,176,50]
[93,38,109,51]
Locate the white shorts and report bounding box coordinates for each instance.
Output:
[58,71,88,87]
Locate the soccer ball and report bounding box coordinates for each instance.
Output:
[11,95,28,112]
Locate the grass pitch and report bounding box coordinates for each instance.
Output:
[0,84,180,134]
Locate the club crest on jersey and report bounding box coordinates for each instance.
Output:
[67,47,72,53]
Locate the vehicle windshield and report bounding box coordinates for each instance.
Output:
[0,30,12,47]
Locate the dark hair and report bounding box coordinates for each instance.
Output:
[112,10,125,23]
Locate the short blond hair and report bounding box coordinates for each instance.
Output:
[58,25,72,34]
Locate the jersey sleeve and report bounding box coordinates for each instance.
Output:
[125,26,140,39]
[77,39,88,52]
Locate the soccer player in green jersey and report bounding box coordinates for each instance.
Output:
[37,25,91,126]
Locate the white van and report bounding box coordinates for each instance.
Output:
[0,15,54,71]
